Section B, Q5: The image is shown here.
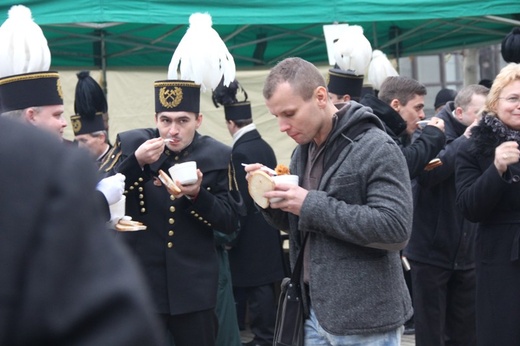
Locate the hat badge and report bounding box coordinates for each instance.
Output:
[159,86,183,109]
[56,78,64,100]
[71,117,82,133]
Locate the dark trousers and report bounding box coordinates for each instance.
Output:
[159,309,217,346]
[409,260,476,346]
[234,284,277,345]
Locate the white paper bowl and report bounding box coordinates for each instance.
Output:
[270,174,299,203]
[168,161,197,185]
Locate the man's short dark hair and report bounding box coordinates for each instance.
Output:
[378,76,427,106]
[230,118,253,128]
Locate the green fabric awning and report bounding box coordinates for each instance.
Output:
[1,0,519,68]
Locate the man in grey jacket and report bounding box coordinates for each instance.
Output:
[245,57,413,345]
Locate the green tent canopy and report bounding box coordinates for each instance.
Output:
[0,0,519,69]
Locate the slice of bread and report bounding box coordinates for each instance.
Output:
[424,158,443,171]
[115,219,147,231]
[248,170,275,209]
[158,169,181,194]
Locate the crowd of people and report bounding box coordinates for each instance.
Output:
[1,4,520,346]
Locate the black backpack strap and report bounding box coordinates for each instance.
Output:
[324,120,376,172]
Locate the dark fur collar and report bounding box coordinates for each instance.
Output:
[470,114,520,157]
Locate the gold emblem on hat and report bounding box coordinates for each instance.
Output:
[159,87,183,108]
[56,78,64,100]
[71,117,82,134]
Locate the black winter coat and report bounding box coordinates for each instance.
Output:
[455,115,520,345]
[361,94,446,178]
[228,128,286,287]
[0,118,163,345]
[404,101,477,270]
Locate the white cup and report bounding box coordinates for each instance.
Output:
[270,174,299,203]
[168,161,198,185]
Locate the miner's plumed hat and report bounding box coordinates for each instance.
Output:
[0,71,63,112]
[212,79,251,121]
[327,68,364,100]
[70,71,107,135]
[154,12,237,115]
[0,5,62,113]
[154,80,200,114]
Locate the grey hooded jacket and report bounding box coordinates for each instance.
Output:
[263,102,413,335]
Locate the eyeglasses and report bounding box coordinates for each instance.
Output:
[498,96,520,105]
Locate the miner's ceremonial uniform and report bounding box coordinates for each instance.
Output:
[100,78,241,346]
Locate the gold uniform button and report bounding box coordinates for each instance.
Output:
[198,217,203,221]
[167,242,173,248]
[141,208,146,213]
[170,206,176,213]
[134,182,139,186]
[139,194,144,199]
[138,187,143,192]
[169,218,175,224]
[129,186,134,190]
[168,230,174,236]
[190,210,196,214]
[140,201,144,206]
[175,156,179,160]
[206,187,211,191]
[138,177,143,182]
[170,195,175,201]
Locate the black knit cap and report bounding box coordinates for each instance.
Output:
[212,78,251,121]
[434,88,457,109]
[501,27,520,63]
[327,68,364,100]
[0,71,63,113]
[154,80,200,114]
[71,71,107,136]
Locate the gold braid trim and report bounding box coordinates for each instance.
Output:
[154,81,199,88]
[99,142,121,173]
[0,72,60,85]
[228,160,240,191]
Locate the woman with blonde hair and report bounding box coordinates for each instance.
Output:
[455,63,520,345]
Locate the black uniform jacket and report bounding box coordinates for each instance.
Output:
[228,129,286,287]
[0,118,164,345]
[102,128,241,315]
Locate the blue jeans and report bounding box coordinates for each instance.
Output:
[304,308,403,345]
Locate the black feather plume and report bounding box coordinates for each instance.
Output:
[74,71,107,120]
[212,78,248,108]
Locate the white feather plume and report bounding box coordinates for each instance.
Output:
[168,12,235,92]
[367,49,399,90]
[333,25,372,76]
[0,5,51,78]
